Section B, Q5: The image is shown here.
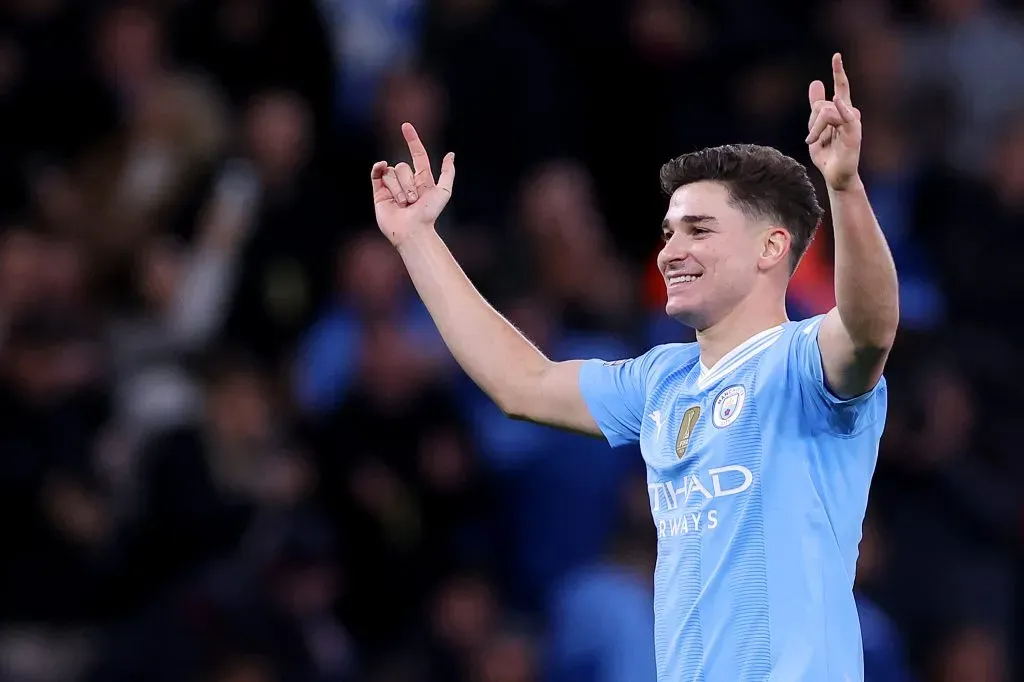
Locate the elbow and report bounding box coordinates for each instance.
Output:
[863,318,898,355]
[496,397,537,424]
[493,362,555,422]
[854,326,898,361]
[877,281,901,347]
[845,299,899,354]
[495,387,537,422]
[501,405,532,423]
[494,393,521,419]
[872,305,900,352]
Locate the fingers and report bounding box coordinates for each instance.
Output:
[402,122,435,186]
[437,153,456,195]
[832,52,851,104]
[807,99,826,132]
[370,161,392,204]
[381,166,409,206]
[394,162,417,201]
[371,125,453,210]
[371,156,450,207]
[809,127,832,152]
[808,79,827,107]
[805,102,845,144]
[834,97,860,123]
[807,79,830,140]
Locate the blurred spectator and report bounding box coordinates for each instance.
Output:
[855,515,917,682]
[77,5,229,282]
[546,516,658,682]
[874,360,1019,669]
[0,227,43,338]
[904,0,1024,174]
[170,0,333,128]
[222,90,340,367]
[470,626,538,682]
[857,113,945,329]
[107,169,255,458]
[461,293,640,611]
[311,317,492,663]
[294,230,445,416]
[318,0,426,128]
[0,307,111,634]
[931,627,1007,682]
[119,351,314,611]
[428,569,503,681]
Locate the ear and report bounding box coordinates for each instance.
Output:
[758,227,791,271]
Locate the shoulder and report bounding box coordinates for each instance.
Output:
[632,341,699,391]
[640,341,699,372]
[766,315,888,435]
[587,342,696,381]
[579,342,697,405]
[778,314,890,396]
[783,314,827,343]
[757,314,828,378]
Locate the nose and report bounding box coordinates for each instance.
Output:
[658,232,689,268]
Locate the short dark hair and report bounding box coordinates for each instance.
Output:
[659,144,823,269]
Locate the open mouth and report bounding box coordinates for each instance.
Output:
[667,273,702,287]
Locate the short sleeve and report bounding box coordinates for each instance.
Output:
[790,315,887,437]
[578,351,655,447]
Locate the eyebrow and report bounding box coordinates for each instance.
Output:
[662,215,718,231]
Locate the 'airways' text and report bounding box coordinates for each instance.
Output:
[647,465,754,539]
[657,510,718,537]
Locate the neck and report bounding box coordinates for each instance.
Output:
[695,291,787,369]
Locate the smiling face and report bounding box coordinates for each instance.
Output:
[656,144,824,330]
[657,181,793,330]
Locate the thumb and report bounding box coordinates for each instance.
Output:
[437,152,456,194]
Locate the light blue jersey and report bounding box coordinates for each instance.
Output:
[579,315,887,682]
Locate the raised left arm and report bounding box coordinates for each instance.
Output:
[820,179,899,398]
[807,54,899,400]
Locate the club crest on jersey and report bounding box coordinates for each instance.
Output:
[676,406,701,459]
[712,385,745,428]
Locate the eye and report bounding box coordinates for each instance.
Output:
[661,230,672,243]
[692,227,711,238]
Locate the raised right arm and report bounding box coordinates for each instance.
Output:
[396,227,599,435]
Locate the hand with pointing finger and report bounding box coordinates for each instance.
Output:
[806,53,862,191]
[371,123,456,247]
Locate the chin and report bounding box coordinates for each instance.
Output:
[664,298,704,329]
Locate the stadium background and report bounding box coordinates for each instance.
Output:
[1,0,1022,680]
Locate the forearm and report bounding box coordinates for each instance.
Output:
[828,177,900,349]
[396,229,552,413]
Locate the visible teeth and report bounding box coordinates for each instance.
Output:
[668,274,700,284]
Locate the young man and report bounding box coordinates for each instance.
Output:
[369,54,899,682]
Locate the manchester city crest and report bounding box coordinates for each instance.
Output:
[712,385,746,428]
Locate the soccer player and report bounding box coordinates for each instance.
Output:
[369,53,898,682]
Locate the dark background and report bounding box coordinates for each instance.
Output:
[0,0,1021,680]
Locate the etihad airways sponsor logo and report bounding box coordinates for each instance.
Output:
[647,464,754,538]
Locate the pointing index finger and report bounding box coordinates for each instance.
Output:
[402,122,434,184]
[832,52,851,103]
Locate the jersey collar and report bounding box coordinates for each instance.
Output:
[697,325,785,390]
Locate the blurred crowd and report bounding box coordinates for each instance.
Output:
[0,0,1022,680]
